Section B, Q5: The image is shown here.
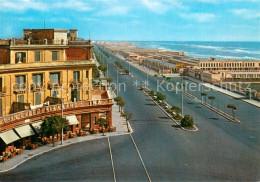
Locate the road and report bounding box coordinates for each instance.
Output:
[0,46,259,181]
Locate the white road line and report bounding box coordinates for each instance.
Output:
[108,137,117,182]
[130,134,152,182]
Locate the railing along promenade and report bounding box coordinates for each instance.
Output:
[161,80,241,123]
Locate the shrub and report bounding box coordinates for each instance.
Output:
[181,115,194,127]
[173,113,183,120]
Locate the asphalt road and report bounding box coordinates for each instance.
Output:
[0,46,259,181]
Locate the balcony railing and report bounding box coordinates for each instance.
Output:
[12,39,91,46]
[48,82,60,90]
[0,99,113,125]
[70,79,82,89]
[13,84,27,94]
[30,83,44,92]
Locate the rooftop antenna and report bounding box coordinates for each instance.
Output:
[44,20,45,29]
[89,32,91,40]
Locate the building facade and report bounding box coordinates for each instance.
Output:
[0,29,114,157]
[186,58,260,82]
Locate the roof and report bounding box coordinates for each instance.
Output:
[66,115,79,125]
[14,125,35,138]
[0,130,20,144]
[31,121,43,134]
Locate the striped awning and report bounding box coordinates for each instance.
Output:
[14,125,35,138]
[0,130,20,144]
[31,121,43,134]
[66,115,79,125]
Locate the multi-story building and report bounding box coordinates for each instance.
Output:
[186,58,260,82]
[0,29,114,154]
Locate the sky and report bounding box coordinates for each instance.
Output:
[0,0,259,41]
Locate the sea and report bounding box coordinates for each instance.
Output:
[133,41,260,61]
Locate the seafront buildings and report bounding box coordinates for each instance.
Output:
[97,41,260,99]
[0,29,114,160]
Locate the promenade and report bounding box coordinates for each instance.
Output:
[186,76,260,108]
[0,104,130,173]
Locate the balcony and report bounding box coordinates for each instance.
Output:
[48,82,60,90]
[70,79,82,89]
[30,83,44,92]
[13,84,27,94]
[11,39,91,46]
[11,102,31,114]
[0,99,113,128]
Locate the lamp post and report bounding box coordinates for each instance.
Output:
[61,86,64,145]
[181,76,184,117]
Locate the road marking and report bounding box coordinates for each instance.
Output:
[107,137,117,182]
[130,134,152,182]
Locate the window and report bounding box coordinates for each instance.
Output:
[0,98,2,117]
[50,73,60,84]
[35,92,41,105]
[33,74,43,86]
[86,71,89,78]
[52,51,58,61]
[0,78,2,92]
[35,51,40,62]
[15,75,26,89]
[18,95,24,103]
[73,71,80,82]
[52,90,58,98]
[15,52,26,63]
[71,89,80,102]
[94,116,97,125]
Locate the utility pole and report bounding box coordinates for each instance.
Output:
[181,76,184,117]
[117,68,119,96]
[61,86,64,145]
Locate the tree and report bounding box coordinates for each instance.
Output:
[125,113,132,132]
[98,118,107,136]
[92,66,99,78]
[114,96,122,103]
[171,106,181,114]
[181,115,194,128]
[156,92,166,101]
[150,90,155,96]
[227,104,237,119]
[41,116,69,147]
[106,77,113,85]
[118,100,126,112]
[201,92,207,103]
[166,77,171,81]
[208,96,216,107]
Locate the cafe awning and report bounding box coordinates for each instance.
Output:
[66,115,79,125]
[31,121,43,134]
[0,130,20,144]
[14,125,35,138]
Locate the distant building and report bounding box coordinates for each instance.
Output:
[0,29,114,156]
[186,58,260,82]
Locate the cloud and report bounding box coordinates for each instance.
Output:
[141,0,187,14]
[53,0,92,11]
[231,9,260,19]
[97,6,130,16]
[0,0,48,11]
[0,0,92,12]
[180,13,216,22]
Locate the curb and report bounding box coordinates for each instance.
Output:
[141,90,198,132]
[162,81,241,124]
[185,77,260,108]
[0,123,133,173]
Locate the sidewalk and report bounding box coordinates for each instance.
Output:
[0,104,131,173]
[186,76,260,108]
